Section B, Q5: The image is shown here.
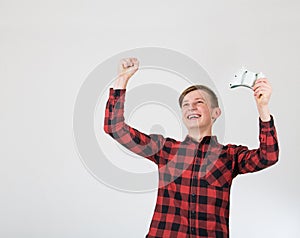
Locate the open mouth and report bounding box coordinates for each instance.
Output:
[187,114,201,120]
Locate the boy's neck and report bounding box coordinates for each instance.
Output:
[188,128,212,142]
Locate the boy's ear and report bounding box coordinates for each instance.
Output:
[212,107,221,122]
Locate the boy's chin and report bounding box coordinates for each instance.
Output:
[187,125,201,130]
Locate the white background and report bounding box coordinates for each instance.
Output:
[1,0,300,237]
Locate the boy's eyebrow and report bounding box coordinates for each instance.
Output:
[182,97,206,103]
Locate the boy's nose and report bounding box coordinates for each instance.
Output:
[188,103,197,110]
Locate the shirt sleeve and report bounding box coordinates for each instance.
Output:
[232,115,279,176]
[103,88,166,165]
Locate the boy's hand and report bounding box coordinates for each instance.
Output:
[118,58,139,81]
[252,78,272,107]
[252,78,272,121]
[113,58,139,89]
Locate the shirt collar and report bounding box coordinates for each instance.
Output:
[183,135,218,145]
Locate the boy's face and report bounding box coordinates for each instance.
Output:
[181,89,217,131]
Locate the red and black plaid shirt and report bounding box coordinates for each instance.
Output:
[104,88,279,238]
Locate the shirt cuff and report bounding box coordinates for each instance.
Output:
[259,115,275,129]
[109,88,126,98]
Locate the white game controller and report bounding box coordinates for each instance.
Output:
[230,67,265,89]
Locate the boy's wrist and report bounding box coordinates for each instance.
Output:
[258,105,271,122]
[113,76,129,89]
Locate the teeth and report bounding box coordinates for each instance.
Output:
[188,115,200,119]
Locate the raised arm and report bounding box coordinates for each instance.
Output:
[103,58,166,165]
[232,78,279,175]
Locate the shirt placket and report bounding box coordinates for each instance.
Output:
[189,143,202,237]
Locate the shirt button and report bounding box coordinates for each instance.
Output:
[191,210,196,217]
[191,193,196,202]
[191,227,195,233]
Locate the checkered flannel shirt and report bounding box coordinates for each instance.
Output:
[103,88,279,238]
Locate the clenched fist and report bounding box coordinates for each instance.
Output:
[113,58,139,89]
[252,78,272,122]
[118,58,139,81]
[252,78,272,107]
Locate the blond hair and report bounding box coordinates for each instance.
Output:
[179,85,219,108]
